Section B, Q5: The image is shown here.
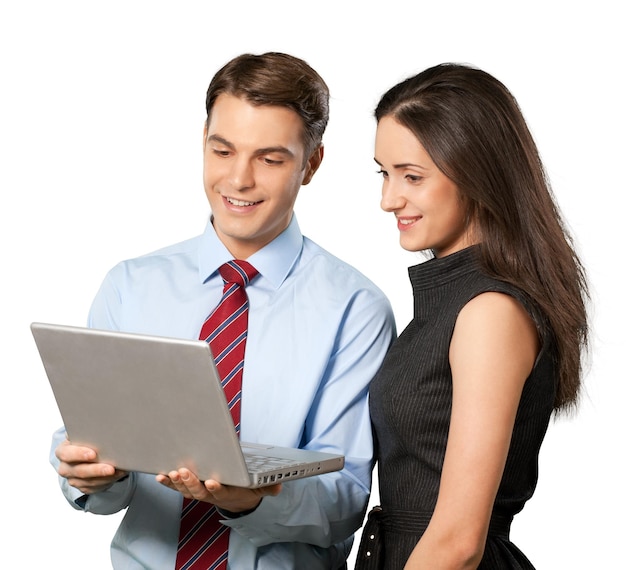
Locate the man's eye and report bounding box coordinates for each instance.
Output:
[213,149,231,157]
[263,158,284,166]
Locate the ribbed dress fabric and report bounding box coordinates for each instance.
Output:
[369,246,556,569]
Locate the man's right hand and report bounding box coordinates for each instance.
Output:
[55,438,128,495]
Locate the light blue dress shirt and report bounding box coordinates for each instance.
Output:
[50,215,395,569]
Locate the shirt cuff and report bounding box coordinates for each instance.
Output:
[217,498,262,519]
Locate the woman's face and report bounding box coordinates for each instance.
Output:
[374,116,476,257]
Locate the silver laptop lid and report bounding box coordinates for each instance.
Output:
[32,322,254,486]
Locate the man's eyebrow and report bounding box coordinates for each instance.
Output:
[207,134,295,158]
[207,134,235,149]
[254,146,295,158]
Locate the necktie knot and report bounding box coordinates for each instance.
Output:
[219,260,258,288]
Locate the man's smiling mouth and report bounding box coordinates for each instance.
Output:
[226,197,260,207]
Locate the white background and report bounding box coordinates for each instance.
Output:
[1,1,623,568]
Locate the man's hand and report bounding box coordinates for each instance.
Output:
[55,438,128,495]
[156,468,282,513]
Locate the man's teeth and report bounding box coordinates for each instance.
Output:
[227,197,258,206]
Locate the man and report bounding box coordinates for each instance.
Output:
[50,52,395,569]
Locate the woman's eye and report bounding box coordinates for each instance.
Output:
[406,175,422,183]
[376,169,388,178]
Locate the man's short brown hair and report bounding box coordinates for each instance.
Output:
[206,52,329,158]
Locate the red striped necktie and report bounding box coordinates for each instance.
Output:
[175,259,258,570]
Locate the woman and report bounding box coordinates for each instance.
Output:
[357,64,589,569]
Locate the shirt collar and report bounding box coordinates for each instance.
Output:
[198,214,304,290]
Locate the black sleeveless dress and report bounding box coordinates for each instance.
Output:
[368,247,556,569]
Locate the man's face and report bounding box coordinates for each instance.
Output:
[203,94,322,260]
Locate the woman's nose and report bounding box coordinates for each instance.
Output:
[380,179,403,212]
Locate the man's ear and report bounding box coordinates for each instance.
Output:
[302,145,324,185]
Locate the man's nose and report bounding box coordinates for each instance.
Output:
[228,157,255,191]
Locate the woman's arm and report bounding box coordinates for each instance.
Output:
[405,292,539,569]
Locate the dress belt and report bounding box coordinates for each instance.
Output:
[379,508,513,540]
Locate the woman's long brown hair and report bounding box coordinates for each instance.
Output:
[376,63,589,413]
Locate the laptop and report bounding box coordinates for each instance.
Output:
[31,322,345,488]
